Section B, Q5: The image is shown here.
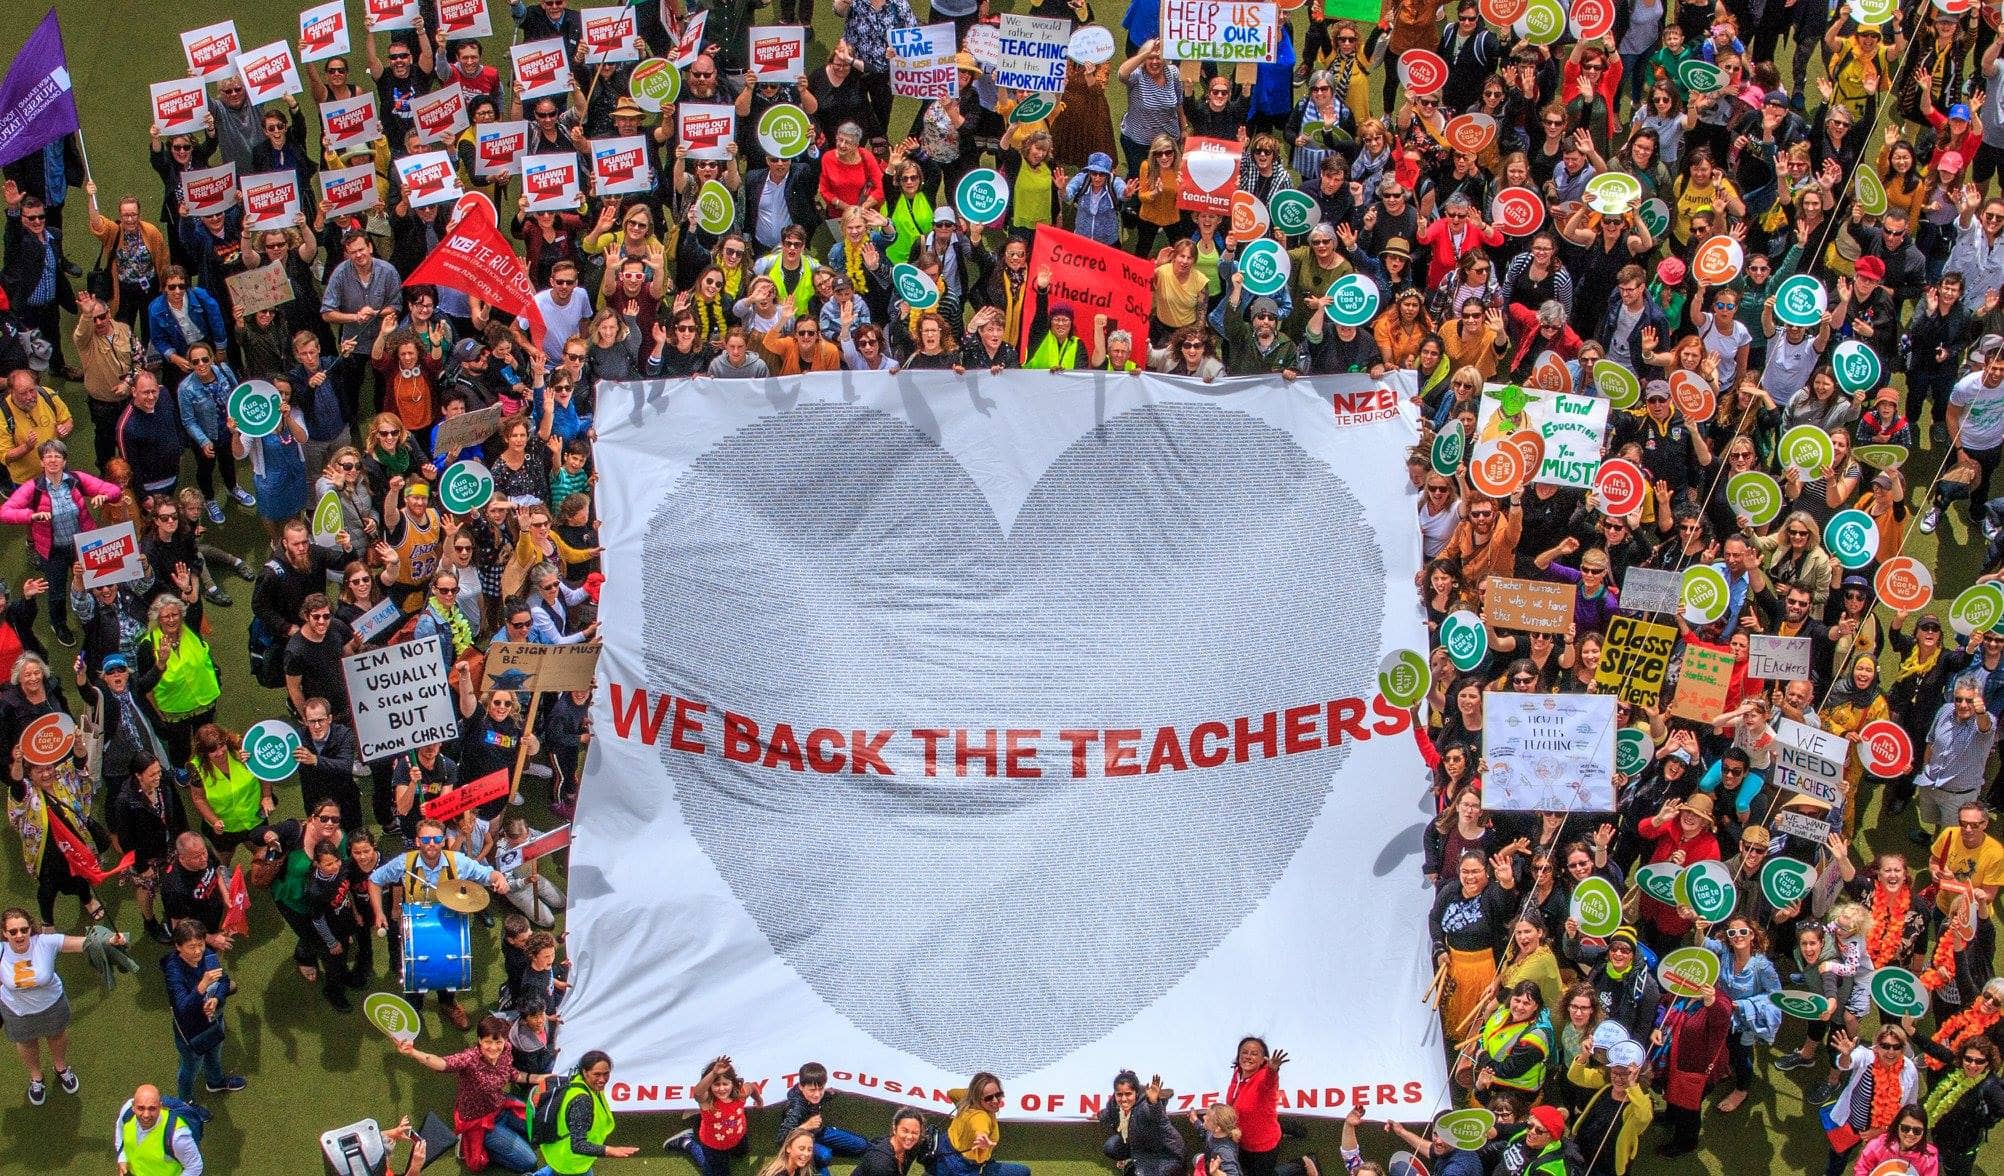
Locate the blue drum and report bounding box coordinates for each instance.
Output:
[401,903,472,994]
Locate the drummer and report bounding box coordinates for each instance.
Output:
[365,817,508,1031]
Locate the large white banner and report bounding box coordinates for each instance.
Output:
[563,371,1444,1120]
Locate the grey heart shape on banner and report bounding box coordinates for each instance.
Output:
[641,401,1384,1074]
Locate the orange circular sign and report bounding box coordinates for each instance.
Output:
[1669,370,1717,422]
[19,712,76,768]
[1691,236,1744,286]
[1399,50,1448,98]
[1490,187,1544,236]
[1874,556,1934,611]
[1228,190,1269,245]
[1594,458,1647,516]
[1858,720,1915,778]
[1480,0,1529,24]
[1469,442,1525,497]
[1570,0,1615,39]
[1444,113,1498,156]
[1506,428,1546,477]
[1530,351,1573,393]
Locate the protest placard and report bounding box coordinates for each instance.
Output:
[1483,692,1617,810]
[181,21,240,80]
[364,0,419,32]
[674,11,708,67]
[1179,136,1239,214]
[678,104,737,160]
[1161,0,1280,62]
[1773,717,1847,805]
[394,151,462,207]
[181,164,239,217]
[298,1,350,63]
[239,171,302,232]
[1619,567,1682,615]
[319,164,380,217]
[1484,575,1576,633]
[512,37,572,100]
[345,636,460,761]
[1669,644,1735,722]
[1747,635,1812,681]
[320,92,382,153]
[521,153,584,211]
[995,14,1070,93]
[350,597,405,643]
[494,824,572,874]
[580,6,643,62]
[410,83,468,146]
[484,642,602,694]
[435,404,504,456]
[1775,809,1832,843]
[74,523,143,590]
[1596,615,1676,706]
[235,40,303,105]
[225,263,294,317]
[149,79,207,137]
[891,23,957,98]
[437,0,493,38]
[474,121,530,178]
[422,768,511,821]
[748,26,808,80]
[1021,226,1154,361]
[590,136,654,196]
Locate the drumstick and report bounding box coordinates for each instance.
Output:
[1422,960,1449,1006]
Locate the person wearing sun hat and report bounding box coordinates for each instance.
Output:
[1568,1035,1655,1176]
[1633,794,1721,953]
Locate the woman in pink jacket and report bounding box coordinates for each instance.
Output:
[1852,1104,1939,1176]
[0,440,118,646]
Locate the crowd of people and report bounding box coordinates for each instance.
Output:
[2,0,2004,1172]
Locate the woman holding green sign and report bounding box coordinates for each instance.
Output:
[1702,915,1780,1114]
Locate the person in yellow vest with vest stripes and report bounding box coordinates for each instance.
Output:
[1469,979,1553,1104]
[115,1084,204,1176]
[538,1050,640,1174]
[186,724,275,862]
[131,579,220,772]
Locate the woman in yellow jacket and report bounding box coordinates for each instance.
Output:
[1568,1042,1655,1175]
[81,182,170,331]
[131,583,219,773]
[187,723,273,861]
[941,1073,1029,1176]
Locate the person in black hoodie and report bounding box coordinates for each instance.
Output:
[108,754,186,944]
[854,1108,933,1176]
[1094,1072,1185,1176]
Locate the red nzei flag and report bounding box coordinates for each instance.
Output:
[406,192,548,348]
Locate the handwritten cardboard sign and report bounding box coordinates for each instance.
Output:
[1747,634,1812,681]
[1484,575,1576,634]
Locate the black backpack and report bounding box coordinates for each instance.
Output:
[526,1073,581,1145]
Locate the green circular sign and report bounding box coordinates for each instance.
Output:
[1772,989,1834,1020]
[755,103,812,159]
[1850,0,1897,24]
[1518,0,1564,44]
[1774,274,1828,327]
[1779,424,1835,475]
[311,488,345,544]
[1949,582,2004,637]
[1430,419,1465,477]
[1433,1108,1495,1151]
[438,459,495,515]
[1441,609,1488,672]
[1239,239,1289,297]
[1592,359,1640,409]
[1584,171,1641,215]
[1726,471,1783,527]
[1268,189,1318,237]
[1855,443,1908,471]
[1637,198,1670,239]
[1824,508,1879,569]
[1636,861,1681,904]
[695,179,736,234]
[1010,93,1056,124]
[1678,59,1727,94]
[1870,966,1930,1019]
[1760,856,1814,908]
[243,718,301,783]
[229,380,284,439]
[1378,649,1431,709]
[891,263,939,310]
[1854,163,1888,216]
[1325,273,1380,328]
[1680,860,1738,923]
[1570,875,1624,938]
[363,991,422,1041]
[630,59,680,111]
[955,168,1009,225]
[1832,340,1882,393]
[1659,945,1721,997]
[1614,728,1654,777]
[1681,564,1731,624]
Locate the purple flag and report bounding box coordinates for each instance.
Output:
[0,11,79,169]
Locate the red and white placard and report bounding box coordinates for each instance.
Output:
[235,40,303,105]
[410,83,469,146]
[320,163,381,217]
[581,7,645,63]
[512,37,572,100]
[321,92,382,154]
[748,25,808,81]
[298,1,350,64]
[150,79,208,137]
[590,135,655,196]
[475,121,530,178]
[395,150,464,208]
[521,153,583,211]
[181,21,241,81]
[181,163,240,217]
[241,170,303,231]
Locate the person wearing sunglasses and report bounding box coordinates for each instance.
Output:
[1826,1026,1920,1175]
[1912,1016,2003,1176]
[365,817,508,1031]
[937,1074,1027,1176]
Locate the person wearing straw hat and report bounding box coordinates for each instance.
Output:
[1633,794,1721,954]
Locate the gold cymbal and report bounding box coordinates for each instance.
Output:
[434,877,491,914]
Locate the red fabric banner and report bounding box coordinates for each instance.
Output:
[1020,226,1155,361]
[405,192,547,349]
[221,865,251,936]
[46,812,132,886]
[422,767,513,822]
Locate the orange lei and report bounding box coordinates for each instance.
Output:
[1920,926,1963,992]
[1867,884,1910,967]
[1927,1006,2003,1071]
[1869,1058,1906,1130]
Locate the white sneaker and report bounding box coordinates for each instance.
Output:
[1919,507,1941,535]
[230,486,256,508]
[205,500,225,525]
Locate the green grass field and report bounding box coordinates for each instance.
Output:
[0,1,2001,1172]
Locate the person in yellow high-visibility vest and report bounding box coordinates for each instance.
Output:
[540,1051,640,1173]
[115,1084,202,1175]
